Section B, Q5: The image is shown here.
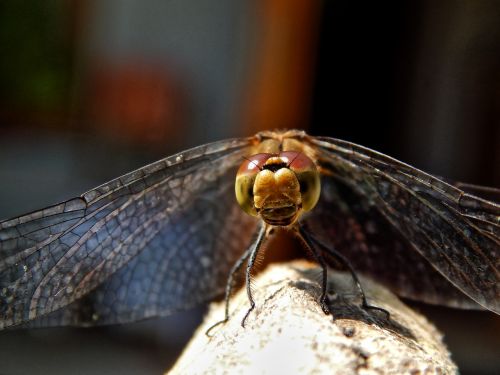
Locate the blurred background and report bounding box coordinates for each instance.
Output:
[0,0,499,373]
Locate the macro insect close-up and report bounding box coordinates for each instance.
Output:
[1,129,499,365]
[3,128,498,331]
[1,1,500,374]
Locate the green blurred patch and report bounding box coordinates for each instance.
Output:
[0,0,73,112]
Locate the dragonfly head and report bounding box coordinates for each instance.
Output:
[235,151,321,226]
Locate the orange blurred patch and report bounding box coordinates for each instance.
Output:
[85,61,186,147]
[241,0,321,134]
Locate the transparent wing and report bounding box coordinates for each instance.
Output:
[302,135,499,313]
[0,137,259,329]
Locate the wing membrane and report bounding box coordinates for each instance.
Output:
[303,135,499,313]
[0,137,258,329]
[2,130,498,330]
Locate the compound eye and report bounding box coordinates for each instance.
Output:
[280,151,321,212]
[235,154,273,217]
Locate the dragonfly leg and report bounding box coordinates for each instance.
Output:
[292,227,330,315]
[241,224,268,328]
[205,246,252,336]
[298,224,390,320]
[206,224,268,336]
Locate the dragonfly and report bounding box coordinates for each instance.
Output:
[0,129,498,331]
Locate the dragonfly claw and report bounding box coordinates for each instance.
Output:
[205,318,227,337]
[362,302,391,320]
[320,299,331,315]
[241,303,255,328]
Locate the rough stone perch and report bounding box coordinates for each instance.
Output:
[169,260,457,374]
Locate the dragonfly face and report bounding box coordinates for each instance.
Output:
[0,129,498,331]
[235,151,321,226]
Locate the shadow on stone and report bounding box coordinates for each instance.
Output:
[293,266,417,341]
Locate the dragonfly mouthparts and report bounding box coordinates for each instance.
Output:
[259,204,300,226]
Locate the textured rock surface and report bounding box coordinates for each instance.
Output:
[169,261,457,374]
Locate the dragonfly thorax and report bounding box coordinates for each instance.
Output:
[235,151,321,227]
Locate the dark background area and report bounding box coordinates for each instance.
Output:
[311,1,499,187]
[0,1,498,374]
